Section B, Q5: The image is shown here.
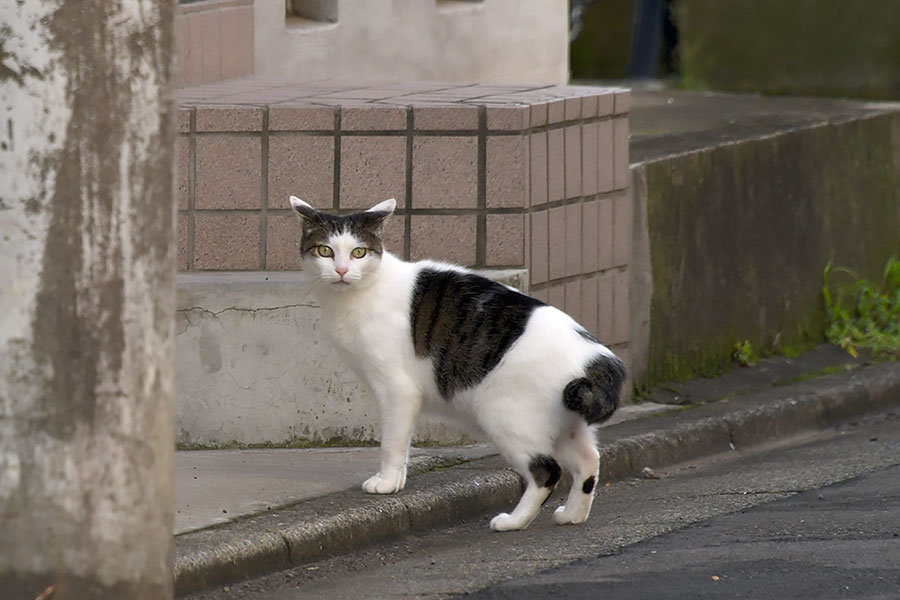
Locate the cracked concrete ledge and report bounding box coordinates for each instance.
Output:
[173,361,900,596]
[174,270,528,448]
[178,303,319,320]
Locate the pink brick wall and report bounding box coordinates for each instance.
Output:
[175,0,254,88]
[176,80,630,356]
[523,87,631,360]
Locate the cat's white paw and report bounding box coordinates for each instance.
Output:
[553,504,588,525]
[490,512,525,531]
[362,472,404,494]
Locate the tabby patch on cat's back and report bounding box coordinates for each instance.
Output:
[290,195,626,531]
[409,268,544,398]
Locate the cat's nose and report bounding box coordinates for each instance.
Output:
[335,266,349,278]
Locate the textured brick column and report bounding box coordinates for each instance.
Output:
[175,82,630,364]
[0,1,175,597]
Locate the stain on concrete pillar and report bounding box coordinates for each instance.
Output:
[0,1,175,598]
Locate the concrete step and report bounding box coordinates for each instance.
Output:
[175,269,528,447]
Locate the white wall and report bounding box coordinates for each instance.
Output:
[255,0,569,85]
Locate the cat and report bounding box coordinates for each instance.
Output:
[290,196,626,531]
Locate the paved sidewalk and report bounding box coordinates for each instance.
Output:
[174,356,900,597]
[174,402,675,534]
[175,444,495,535]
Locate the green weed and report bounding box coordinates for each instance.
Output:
[732,339,759,367]
[823,255,900,360]
[631,382,651,403]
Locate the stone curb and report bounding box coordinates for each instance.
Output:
[174,362,900,596]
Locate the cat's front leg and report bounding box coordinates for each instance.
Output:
[363,381,421,495]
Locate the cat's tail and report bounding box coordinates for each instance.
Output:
[562,353,626,425]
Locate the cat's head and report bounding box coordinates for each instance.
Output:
[290,196,395,292]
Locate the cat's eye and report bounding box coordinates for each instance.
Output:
[313,245,334,258]
[351,247,368,259]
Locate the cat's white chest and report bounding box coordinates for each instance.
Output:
[312,255,421,391]
[320,287,409,362]
[326,307,384,351]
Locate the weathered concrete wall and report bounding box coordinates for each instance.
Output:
[0,1,175,598]
[677,0,900,99]
[630,110,900,385]
[253,0,569,85]
[175,270,527,447]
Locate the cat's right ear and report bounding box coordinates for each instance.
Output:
[290,196,319,222]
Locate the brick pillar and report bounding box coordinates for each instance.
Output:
[0,1,175,598]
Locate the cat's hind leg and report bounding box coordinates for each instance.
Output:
[490,454,561,531]
[552,423,600,525]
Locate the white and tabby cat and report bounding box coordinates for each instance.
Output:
[290,196,625,531]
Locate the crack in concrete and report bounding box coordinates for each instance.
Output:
[227,369,293,392]
[177,304,318,319]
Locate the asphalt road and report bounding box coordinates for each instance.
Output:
[472,462,900,599]
[187,410,900,599]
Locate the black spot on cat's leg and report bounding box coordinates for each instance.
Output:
[582,475,596,494]
[529,454,561,489]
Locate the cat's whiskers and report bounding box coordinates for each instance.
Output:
[305,272,332,292]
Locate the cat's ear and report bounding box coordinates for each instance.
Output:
[366,198,396,217]
[290,196,319,222]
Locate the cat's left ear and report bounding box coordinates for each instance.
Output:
[362,198,396,226]
[366,198,396,217]
[290,196,319,222]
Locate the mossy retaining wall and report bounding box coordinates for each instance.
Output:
[631,111,900,385]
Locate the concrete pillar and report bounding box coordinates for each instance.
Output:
[0,1,175,598]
